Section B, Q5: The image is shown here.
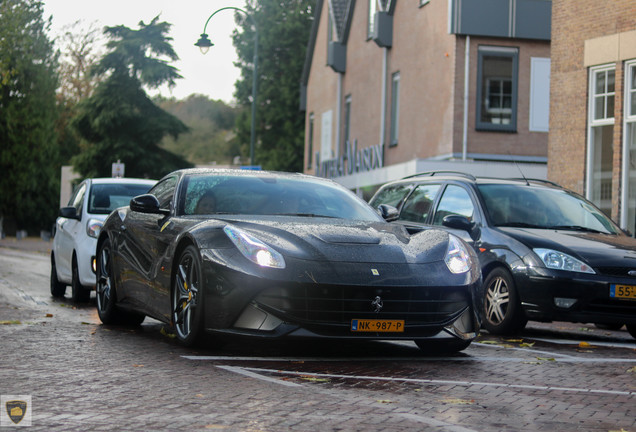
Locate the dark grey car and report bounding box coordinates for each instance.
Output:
[370,171,636,339]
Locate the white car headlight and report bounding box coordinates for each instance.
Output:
[223,225,286,269]
[533,248,595,274]
[445,235,471,274]
[87,219,103,239]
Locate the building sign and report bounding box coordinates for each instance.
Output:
[316,139,384,179]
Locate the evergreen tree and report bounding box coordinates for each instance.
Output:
[232,0,314,172]
[71,16,192,179]
[0,0,60,234]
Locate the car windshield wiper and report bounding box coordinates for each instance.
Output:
[495,222,546,228]
[546,225,608,234]
[275,213,338,218]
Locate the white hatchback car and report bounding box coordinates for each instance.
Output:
[51,178,156,302]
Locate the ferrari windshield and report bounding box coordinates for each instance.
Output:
[180,174,383,222]
[478,183,620,234]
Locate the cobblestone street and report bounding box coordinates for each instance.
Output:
[1,242,635,431]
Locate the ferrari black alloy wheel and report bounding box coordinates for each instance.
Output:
[483,267,527,335]
[172,245,204,346]
[96,239,144,326]
[50,253,66,298]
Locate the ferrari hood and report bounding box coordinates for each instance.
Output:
[499,227,636,267]
[221,217,450,264]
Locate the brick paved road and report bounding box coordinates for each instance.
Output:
[0,244,635,431]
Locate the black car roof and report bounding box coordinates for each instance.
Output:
[391,171,564,190]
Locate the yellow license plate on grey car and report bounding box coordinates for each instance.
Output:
[351,319,404,332]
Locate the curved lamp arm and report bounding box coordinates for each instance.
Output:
[195,6,259,167]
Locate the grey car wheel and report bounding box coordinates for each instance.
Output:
[483,267,527,335]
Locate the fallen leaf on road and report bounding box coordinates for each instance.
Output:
[627,366,636,373]
[519,342,535,348]
[441,398,475,405]
[536,357,556,362]
[45,313,53,318]
[133,364,144,367]
[160,327,175,338]
[578,341,595,348]
[376,400,395,404]
[204,425,228,429]
[300,375,330,383]
[0,320,21,325]
[504,339,523,343]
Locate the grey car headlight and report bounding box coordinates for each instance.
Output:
[445,234,471,274]
[533,248,595,274]
[224,225,286,269]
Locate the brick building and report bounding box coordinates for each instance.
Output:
[549,1,636,233]
[301,0,551,198]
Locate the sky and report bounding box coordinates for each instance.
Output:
[42,0,247,103]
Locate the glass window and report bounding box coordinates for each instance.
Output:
[624,62,636,235]
[368,0,377,38]
[390,72,400,146]
[478,184,620,234]
[432,185,475,225]
[593,68,615,120]
[369,184,412,208]
[89,183,154,215]
[69,182,87,215]
[150,176,178,211]
[587,65,615,217]
[182,174,382,221]
[476,46,518,132]
[369,184,412,210]
[400,184,441,223]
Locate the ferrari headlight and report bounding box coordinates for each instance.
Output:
[87,219,103,238]
[224,225,286,269]
[533,248,595,274]
[445,235,471,274]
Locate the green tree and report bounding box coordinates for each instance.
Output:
[232,0,314,172]
[0,0,60,235]
[156,94,241,165]
[71,16,192,179]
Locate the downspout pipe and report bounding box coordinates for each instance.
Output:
[462,35,470,161]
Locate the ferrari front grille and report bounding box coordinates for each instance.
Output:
[254,284,469,326]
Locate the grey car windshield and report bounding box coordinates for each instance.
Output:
[180,174,383,222]
[478,184,620,235]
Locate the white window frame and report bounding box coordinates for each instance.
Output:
[586,64,615,206]
[621,60,636,230]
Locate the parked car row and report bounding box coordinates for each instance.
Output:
[369,171,636,340]
[51,169,636,353]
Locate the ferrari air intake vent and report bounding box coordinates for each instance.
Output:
[254,284,469,326]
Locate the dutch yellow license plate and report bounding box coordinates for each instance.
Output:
[610,284,636,300]
[351,319,404,332]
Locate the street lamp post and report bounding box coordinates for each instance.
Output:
[195,7,258,168]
